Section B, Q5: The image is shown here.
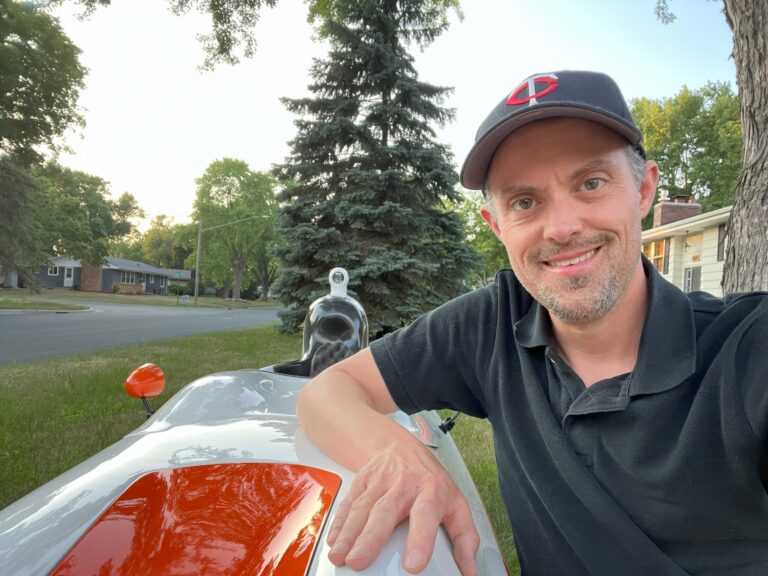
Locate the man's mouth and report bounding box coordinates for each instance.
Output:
[546,249,597,268]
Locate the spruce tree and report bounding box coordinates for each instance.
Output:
[273,0,475,337]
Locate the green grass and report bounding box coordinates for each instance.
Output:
[0,329,518,573]
[0,295,86,311]
[18,288,278,309]
[0,325,301,507]
[445,412,520,574]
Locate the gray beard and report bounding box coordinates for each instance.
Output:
[536,272,622,325]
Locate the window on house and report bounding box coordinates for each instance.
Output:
[642,238,670,274]
[148,274,154,283]
[684,266,702,292]
[159,276,166,288]
[48,266,59,276]
[717,223,727,262]
[120,270,136,284]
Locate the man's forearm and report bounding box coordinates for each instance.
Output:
[297,366,422,471]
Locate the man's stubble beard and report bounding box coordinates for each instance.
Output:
[518,232,639,325]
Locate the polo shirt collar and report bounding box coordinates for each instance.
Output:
[513,256,696,396]
[631,256,697,395]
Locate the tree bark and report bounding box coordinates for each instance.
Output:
[231,254,246,300]
[722,0,768,292]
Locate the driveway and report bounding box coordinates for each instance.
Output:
[0,301,282,366]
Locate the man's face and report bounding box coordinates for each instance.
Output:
[480,118,657,325]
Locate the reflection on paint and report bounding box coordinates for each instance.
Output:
[50,463,341,576]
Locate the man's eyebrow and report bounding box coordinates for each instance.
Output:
[490,157,618,197]
[494,183,539,198]
[567,158,614,182]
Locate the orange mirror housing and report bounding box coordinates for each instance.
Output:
[125,363,165,399]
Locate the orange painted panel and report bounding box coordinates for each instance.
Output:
[50,463,341,576]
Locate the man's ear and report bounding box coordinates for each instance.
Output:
[479,201,502,240]
[639,160,660,218]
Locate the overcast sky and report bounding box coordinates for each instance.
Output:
[51,0,736,227]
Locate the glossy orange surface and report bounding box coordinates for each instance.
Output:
[124,363,165,398]
[50,463,341,576]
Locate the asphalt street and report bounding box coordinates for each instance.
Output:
[0,301,282,366]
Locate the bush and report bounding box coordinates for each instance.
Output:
[168,284,189,296]
[111,284,120,294]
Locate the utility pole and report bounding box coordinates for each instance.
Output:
[194,220,203,305]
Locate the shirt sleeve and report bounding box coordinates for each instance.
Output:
[736,296,768,447]
[369,283,499,419]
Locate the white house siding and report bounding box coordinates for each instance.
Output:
[642,206,731,299]
[700,227,725,296]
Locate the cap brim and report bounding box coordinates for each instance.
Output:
[459,105,643,190]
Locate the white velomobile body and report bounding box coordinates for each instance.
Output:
[0,269,507,576]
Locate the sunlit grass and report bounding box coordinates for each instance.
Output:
[444,412,519,574]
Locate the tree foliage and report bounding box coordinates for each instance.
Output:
[1,1,85,161]
[32,162,144,265]
[192,158,278,300]
[137,215,188,268]
[65,0,460,69]
[1,2,87,280]
[273,0,475,336]
[631,81,741,225]
[450,192,508,286]
[0,155,47,283]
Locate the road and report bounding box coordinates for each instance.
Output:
[0,302,282,366]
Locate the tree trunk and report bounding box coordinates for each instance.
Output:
[231,255,245,300]
[722,0,768,292]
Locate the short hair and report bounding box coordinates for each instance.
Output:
[481,144,647,219]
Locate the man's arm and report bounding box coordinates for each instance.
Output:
[297,348,480,575]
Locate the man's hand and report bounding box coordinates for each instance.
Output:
[326,442,480,575]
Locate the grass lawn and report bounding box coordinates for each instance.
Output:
[0,295,87,311]
[16,288,279,309]
[0,326,518,573]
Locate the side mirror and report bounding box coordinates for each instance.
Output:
[125,363,165,418]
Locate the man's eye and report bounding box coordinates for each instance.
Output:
[510,197,536,211]
[582,178,604,191]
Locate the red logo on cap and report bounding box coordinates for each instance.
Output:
[507,73,559,106]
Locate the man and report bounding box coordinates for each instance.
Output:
[297,70,768,575]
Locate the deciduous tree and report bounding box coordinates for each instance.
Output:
[192,158,277,300]
[0,1,86,279]
[32,162,144,265]
[1,1,85,160]
[631,82,741,226]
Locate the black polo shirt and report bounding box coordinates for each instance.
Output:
[371,258,768,575]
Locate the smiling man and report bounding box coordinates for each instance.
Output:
[298,71,768,575]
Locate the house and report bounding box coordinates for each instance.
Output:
[164,268,192,288]
[641,197,731,297]
[36,256,82,290]
[37,256,181,295]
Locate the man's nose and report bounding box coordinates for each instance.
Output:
[542,197,583,243]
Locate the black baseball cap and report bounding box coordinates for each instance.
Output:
[460,70,646,190]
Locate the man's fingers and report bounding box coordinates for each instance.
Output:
[402,488,443,574]
[339,484,416,570]
[443,500,480,576]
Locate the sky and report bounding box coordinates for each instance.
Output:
[51,0,737,228]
